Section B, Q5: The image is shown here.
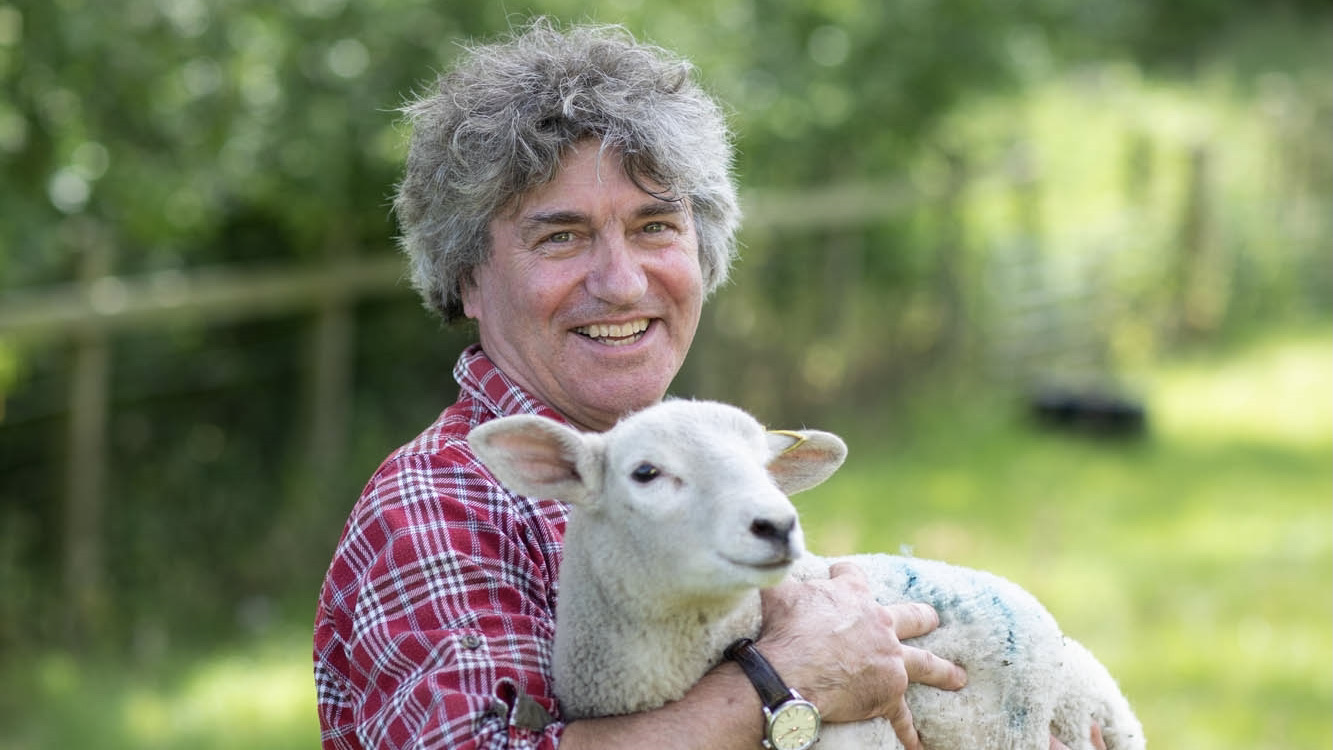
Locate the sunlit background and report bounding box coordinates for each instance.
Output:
[0,1,1329,748]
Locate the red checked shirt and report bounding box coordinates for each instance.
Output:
[314,345,572,749]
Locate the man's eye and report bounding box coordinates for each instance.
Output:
[642,222,670,234]
[630,463,660,483]
[546,231,574,243]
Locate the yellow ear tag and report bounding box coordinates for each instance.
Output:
[767,429,808,455]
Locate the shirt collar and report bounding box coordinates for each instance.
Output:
[454,344,568,424]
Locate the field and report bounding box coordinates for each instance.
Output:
[3,327,1329,749]
[809,326,1333,750]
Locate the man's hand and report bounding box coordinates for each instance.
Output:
[757,562,967,750]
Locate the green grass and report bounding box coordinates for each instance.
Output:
[2,328,1329,749]
[1,631,320,750]
[802,327,1333,750]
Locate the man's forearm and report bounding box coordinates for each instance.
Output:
[558,660,764,750]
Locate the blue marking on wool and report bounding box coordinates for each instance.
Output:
[1009,705,1029,731]
[987,588,1031,736]
[903,566,919,594]
[893,563,962,626]
[991,593,1018,655]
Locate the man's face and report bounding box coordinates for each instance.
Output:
[462,141,704,432]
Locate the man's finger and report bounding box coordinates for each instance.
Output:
[887,697,923,750]
[827,560,869,583]
[903,645,967,690]
[884,602,940,639]
[1051,722,1105,750]
[1091,723,1107,750]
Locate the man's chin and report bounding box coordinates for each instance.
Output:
[566,379,674,428]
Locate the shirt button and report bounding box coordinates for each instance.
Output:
[460,634,482,650]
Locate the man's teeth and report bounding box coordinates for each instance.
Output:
[576,319,650,342]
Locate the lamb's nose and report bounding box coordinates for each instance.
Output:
[750,516,796,544]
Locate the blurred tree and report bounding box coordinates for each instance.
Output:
[0,0,1327,651]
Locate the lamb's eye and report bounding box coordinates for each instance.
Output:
[630,463,660,483]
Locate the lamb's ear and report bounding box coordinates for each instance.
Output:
[765,429,848,495]
[468,416,604,507]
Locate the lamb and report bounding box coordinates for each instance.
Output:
[467,399,1145,750]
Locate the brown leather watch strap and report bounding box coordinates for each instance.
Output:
[724,638,794,710]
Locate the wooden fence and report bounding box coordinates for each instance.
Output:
[0,143,1217,639]
[0,178,972,638]
[0,250,410,639]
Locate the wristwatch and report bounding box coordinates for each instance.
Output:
[725,638,822,750]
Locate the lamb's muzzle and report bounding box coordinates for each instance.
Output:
[749,515,796,560]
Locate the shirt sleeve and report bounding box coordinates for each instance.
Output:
[315,448,567,750]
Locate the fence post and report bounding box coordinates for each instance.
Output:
[307,267,353,505]
[65,226,113,645]
[1174,144,1221,339]
[996,138,1048,383]
[934,149,970,358]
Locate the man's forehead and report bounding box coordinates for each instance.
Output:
[503,181,688,232]
[512,142,678,206]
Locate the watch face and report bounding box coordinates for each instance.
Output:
[768,700,821,750]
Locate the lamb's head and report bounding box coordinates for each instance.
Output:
[467,400,847,601]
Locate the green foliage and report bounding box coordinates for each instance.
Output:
[2,630,319,749]
[684,12,1332,423]
[0,0,1329,674]
[3,0,464,281]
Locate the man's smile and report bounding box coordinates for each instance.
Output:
[573,318,652,346]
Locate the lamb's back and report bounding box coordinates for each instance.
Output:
[795,554,1065,749]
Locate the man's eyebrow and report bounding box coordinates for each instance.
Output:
[519,209,587,232]
[635,199,688,219]
[519,200,686,231]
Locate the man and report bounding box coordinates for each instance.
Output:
[314,19,1101,750]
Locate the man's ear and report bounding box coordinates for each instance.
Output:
[468,416,604,507]
[458,273,480,320]
[765,429,848,495]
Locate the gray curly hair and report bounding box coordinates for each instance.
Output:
[393,19,742,322]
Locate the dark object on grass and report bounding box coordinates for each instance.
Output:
[1029,387,1147,437]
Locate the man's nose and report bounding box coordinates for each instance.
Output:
[586,235,648,305]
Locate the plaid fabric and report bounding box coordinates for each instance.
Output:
[314,345,571,749]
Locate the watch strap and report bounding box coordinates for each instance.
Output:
[724,638,794,709]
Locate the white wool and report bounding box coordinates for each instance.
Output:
[468,399,1145,750]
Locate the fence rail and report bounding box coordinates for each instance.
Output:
[0,179,961,339]
[0,254,408,339]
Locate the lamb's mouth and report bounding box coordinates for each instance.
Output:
[574,318,651,346]
[725,555,794,572]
